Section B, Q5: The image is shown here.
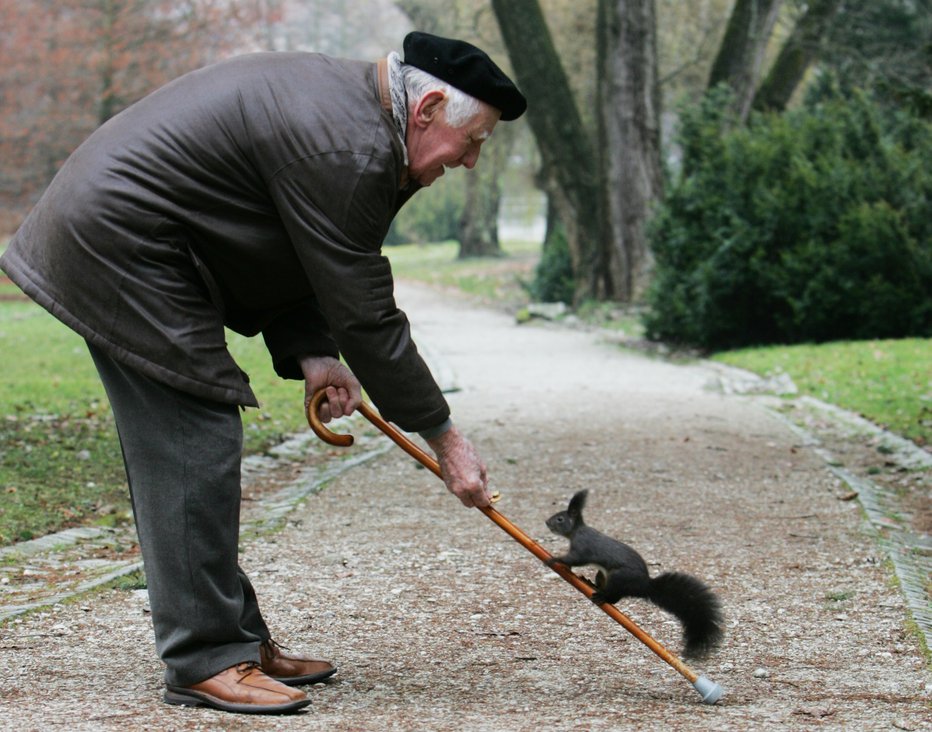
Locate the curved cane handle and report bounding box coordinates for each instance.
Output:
[306,389,354,447]
[308,390,444,478]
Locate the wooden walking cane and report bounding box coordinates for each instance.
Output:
[306,390,723,704]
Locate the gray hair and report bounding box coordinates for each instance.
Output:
[401,64,481,128]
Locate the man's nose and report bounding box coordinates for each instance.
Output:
[462,149,480,169]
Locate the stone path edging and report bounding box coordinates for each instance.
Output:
[709,361,931,651]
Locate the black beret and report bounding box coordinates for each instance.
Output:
[403,31,527,121]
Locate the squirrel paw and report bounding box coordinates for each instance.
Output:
[590,590,611,605]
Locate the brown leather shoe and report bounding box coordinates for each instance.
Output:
[164,662,310,714]
[260,638,337,686]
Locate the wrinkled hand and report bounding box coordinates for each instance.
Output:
[426,426,490,508]
[299,355,362,423]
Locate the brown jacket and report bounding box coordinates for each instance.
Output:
[0,52,449,432]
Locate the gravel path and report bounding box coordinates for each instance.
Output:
[0,281,929,731]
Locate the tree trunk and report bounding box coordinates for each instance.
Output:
[457,167,502,257]
[491,0,604,302]
[707,0,783,121]
[457,112,516,258]
[597,0,662,301]
[752,0,844,113]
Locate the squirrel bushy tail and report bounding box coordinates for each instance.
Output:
[647,571,724,658]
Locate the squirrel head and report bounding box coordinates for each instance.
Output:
[545,489,588,537]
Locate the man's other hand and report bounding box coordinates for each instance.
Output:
[298,355,362,422]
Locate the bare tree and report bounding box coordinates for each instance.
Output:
[493,0,661,301]
[707,0,783,120]
[656,0,732,103]
[0,0,253,228]
[816,0,932,105]
[491,0,604,299]
[752,0,844,113]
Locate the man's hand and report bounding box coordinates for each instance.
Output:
[298,355,362,423]
[426,426,490,508]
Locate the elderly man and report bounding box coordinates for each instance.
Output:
[0,32,526,714]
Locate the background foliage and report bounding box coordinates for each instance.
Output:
[525,224,575,303]
[644,83,932,351]
[385,173,466,246]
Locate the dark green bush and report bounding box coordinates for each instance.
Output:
[645,86,932,350]
[528,223,575,303]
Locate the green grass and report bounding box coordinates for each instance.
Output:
[0,298,314,546]
[0,278,20,299]
[227,337,314,454]
[714,339,931,447]
[0,305,126,543]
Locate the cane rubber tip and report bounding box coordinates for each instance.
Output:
[693,675,723,705]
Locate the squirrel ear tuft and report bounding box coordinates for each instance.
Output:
[568,489,588,515]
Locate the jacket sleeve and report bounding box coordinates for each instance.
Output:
[267,151,450,433]
[261,295,339,380]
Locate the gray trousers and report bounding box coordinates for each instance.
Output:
[88,342,270,686]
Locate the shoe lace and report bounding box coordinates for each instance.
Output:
[262,638,291,655]
[234,661,263,677]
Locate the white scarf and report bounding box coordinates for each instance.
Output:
[387,51,409,164]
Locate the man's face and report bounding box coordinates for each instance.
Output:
[406,91,501,187]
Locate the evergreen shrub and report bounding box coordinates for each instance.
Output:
[528,223,575,303]
[645,86,932,350]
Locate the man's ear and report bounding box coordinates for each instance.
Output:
[413,90,447,127]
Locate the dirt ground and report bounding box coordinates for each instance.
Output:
[0,281,929,731]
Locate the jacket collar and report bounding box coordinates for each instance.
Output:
[376,57,393,116]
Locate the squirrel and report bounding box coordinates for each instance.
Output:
[545,489,724,658]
